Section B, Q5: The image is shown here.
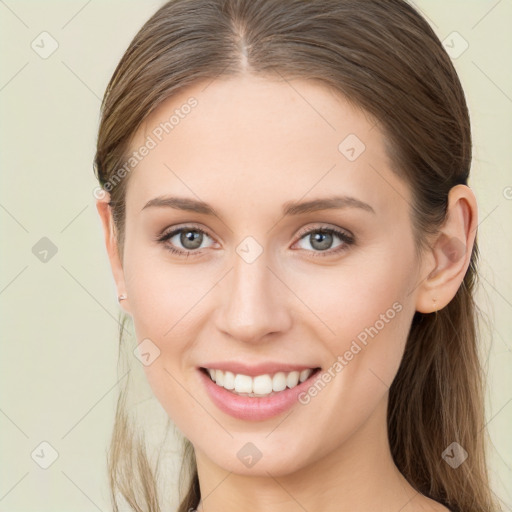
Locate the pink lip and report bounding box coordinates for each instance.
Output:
[198,367,321,422]
[199,361,318,377]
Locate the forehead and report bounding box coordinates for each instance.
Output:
[125,74,410,218]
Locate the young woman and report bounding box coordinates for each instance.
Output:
[94,1,498,510]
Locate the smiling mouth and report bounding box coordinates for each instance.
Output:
[200,367,321,398]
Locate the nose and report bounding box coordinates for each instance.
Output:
[214,250,293,344]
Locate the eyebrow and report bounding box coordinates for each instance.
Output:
[141,195,375,217]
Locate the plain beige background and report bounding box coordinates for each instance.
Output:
[0,1,511,510]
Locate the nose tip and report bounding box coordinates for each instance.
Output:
[214,256,292,344]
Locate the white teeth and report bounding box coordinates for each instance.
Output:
[286,371,300,388]
[272,372,287,392]
[299,369,312,383]
[206,367,316,397]
[234,374,253,394]
[223,371,235,390]
[253,375,273,395]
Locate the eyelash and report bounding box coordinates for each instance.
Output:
[156,224,355,259]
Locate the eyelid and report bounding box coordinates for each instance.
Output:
[157,222,355,257]
[157,222,214,240]
[294,223,354,243]
[156,223,218,252]
[290,224,355,258]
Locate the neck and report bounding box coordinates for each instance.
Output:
[193,397,425,512]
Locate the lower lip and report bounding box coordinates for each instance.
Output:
[198,368,321,421]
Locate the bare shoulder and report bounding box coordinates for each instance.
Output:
[430,503,451,512]
[408,493,452,512]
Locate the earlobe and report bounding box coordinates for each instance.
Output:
[415,185,477,314]
[96,196,131,313]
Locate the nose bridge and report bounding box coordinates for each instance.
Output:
[214,246,291,343]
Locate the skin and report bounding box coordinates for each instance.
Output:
[97,73,477,512]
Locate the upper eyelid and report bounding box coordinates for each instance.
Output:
[295,224,353,240]
[159,223,212,238]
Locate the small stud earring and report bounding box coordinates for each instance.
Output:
[118,294,127,303]
[433,297,437,312]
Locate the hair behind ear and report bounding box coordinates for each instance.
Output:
[388,245,494,510]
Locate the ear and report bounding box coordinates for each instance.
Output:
[415,184,478,313]
[96,194,131,314]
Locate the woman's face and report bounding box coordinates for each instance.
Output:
[115,74,427,475]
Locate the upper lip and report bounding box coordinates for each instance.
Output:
[199,362,321,377]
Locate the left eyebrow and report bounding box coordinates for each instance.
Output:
[141,194,375,217]
[282,196,375,215]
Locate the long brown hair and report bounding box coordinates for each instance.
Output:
[94,1,498,510]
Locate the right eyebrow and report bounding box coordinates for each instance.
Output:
[141,194,376,220]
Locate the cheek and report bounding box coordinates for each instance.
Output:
[122,238,218,339]
[289,245,416,404]
[289,247,415,344]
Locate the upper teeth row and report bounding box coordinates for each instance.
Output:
[207,368,314,395]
